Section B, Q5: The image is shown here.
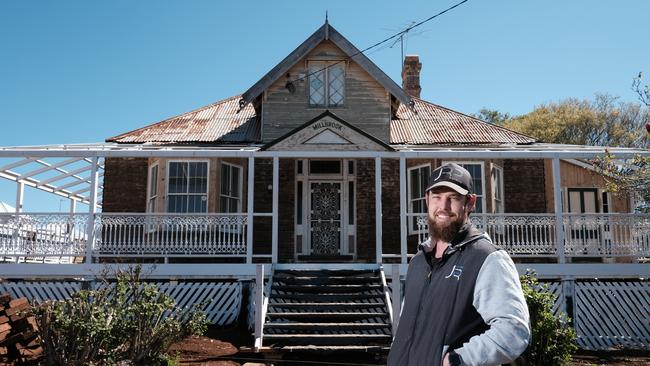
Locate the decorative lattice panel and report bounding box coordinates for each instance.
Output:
[541,281,564,315]
[574,280,650,350]
[157,281,242,326]
[95,281,243,326]
[0,281,82,303]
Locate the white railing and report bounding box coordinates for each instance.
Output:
[0,212,249,261]
[416,213,650,259]
[563,213,650,257]
[95,213,248,257]
[1,212,649,262]
[0,213,87,262]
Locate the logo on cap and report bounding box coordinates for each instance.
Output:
[426,163,472,195]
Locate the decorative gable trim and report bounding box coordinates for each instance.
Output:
[303,129,354,145]
[262,110,394,151]
[240,22,412,110]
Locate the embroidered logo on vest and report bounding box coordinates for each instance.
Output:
[444,265,463,280]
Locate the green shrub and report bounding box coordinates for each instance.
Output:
[35,266,208,365]
[520,273,578,366]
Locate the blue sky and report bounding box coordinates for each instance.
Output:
[1,0,649,211]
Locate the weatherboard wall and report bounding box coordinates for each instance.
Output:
[261,41,392,144]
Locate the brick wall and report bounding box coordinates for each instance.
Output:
[355,159,376,262]
[381,159,401,257]
[251,158,295,261]
[102,157,148,213]
[504,159,547,213]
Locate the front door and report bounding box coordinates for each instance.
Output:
[568,188,600,252]
[309,181,342,255]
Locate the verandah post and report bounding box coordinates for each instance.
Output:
[85,156,99,264]
[254,263,264,351]
[272,156,279,264]
[391,263,401,337]
[399,155,407,264]
[247,156,254,264]
[375,157,383,264]
[552,157,566,264]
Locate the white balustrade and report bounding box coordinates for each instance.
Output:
[563,213,650,257]
[414,213,650,259]
[2,212,649,262]
[0,213,87,262]
[95,213,248,256]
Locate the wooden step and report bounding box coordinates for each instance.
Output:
[273,275,380,285]
[268,302,386,310]
[266,312,386,322]
[275,345,391,352]
[265,322,390,331]
[262,334,392,346]
[274,269,378,277]
[270,293,383,301]
[273,284,383,294]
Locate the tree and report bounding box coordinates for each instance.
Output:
[502,93,650,148]
[473,108,511,125]
[593,151,650,213]
[632,71,650,108]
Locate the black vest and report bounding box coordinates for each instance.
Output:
[388,226,497,366]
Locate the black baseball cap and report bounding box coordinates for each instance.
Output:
[425,163,472,195]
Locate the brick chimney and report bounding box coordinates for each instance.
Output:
[402,55,422,98]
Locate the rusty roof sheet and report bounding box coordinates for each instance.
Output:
[108,94,535,147]
[107,95,259,144]
[390,98,536,145]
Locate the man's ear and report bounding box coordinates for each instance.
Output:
[465,194,477,212]
[424,191,430,209]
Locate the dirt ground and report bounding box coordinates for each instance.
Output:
[168,329,650,366]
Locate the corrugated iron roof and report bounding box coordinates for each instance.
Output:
[107,95,260,144]
[108,95,535,146]
[390,98,536,145]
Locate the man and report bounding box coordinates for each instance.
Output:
[388,163,530,366]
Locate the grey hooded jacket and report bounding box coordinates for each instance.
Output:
[387,224,530,366]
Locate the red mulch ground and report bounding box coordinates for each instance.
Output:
[168,335,241,365]
[167,326,650,366]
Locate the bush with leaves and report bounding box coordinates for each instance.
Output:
[519,273,577,366]
[34,266,208,365]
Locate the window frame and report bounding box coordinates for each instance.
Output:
[146,163,159,213]
[308,61,346,108]
[407,163,431,235]
[219,162,243,214]
[491,163,504,214]
[165,160,210,214]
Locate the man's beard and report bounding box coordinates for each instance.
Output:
[428,212,465,243]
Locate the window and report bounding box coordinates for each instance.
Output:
[309,160,341,175]
[491,164,504,213]
[408,164,431,233]
[309,62,345,107]
[446,162,485,213]
[167,161,208,213]
[147,164,158,213]
[220,163,242,213]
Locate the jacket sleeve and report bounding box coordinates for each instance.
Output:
[455,250,530,366]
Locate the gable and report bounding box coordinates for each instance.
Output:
[240,22,411,110]
[263,111,393,151]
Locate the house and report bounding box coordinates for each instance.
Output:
[0,21,648,352]
[102,22,637,264]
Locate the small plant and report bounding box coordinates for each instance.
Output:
[34,266,208,365]
[520,273,578,366]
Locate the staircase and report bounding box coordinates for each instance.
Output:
[262,267,393,352]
